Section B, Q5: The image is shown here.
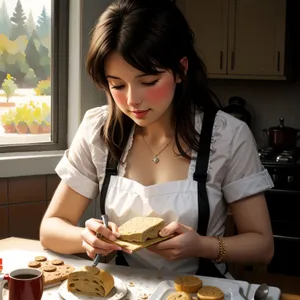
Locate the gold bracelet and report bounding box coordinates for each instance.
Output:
[213,236,226,263]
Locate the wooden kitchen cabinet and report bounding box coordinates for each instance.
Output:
[178,0,288,80]
[180,0,229,75]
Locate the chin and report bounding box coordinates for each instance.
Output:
[131,118,151,127]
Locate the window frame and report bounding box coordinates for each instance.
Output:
[0,0,69,153]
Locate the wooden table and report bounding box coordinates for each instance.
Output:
[1,237,299,300]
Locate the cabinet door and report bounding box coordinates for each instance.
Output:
[180,0,229,75]
[227,0,286,77]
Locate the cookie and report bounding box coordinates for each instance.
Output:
[28,256,75,287]
[28,261,41,268]
[174,275,203,293]
[34,256,47,262]
[43,265,57,272]
[167,291,192,300]
[196,286,224,300]
[51,259,64,265]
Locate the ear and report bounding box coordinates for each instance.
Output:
[176,56,188,83]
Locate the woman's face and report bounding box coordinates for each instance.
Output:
[104,51,181,127]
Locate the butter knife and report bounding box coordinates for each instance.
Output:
[91,214,109,267]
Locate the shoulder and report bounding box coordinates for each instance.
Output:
[195,109,249,138]
[78,105,109,140]
[82,105,109,128]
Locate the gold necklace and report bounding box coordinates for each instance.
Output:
[142,135,173,164]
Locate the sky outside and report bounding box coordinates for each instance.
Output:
[1,0,51,22]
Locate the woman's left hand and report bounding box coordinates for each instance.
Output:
[147,222,201,261]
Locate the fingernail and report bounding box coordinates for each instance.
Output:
[159,230,167,237]
[115,232,120,238]
[109,234,116,241]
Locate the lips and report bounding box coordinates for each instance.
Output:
[131,109,150,119]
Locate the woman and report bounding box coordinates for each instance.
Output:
[40,0,274,278]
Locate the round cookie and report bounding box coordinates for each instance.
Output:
[28,261,41,268]
[34,256,47,262]
[43,265,57,272]
[167,291,191,300]
[197,286,224,300]
[174,275,203,293]
[51,259,64,265]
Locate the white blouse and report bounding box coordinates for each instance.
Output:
[55,105,273,275]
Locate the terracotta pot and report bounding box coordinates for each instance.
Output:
[28,123,40,134]
[0,102,15,108]
[38,124,51,134]
[2,124,16,133]
[16,123,29,134]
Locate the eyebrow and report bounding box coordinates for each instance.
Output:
[106,71,165,80]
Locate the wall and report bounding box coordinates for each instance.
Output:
[209,79,300,148]
[0,175,60,240]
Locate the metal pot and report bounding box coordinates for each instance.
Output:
[263,118,300,149]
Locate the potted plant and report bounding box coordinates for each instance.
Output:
[26,101,43,134]
[1,74,18,107]
[38,102,51,133]
[14,104,30,134]
[1,109,16,133]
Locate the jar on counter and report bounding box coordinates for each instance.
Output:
[222,96,251,128]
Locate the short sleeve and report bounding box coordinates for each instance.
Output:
[222,122,274,203]
[55,108,107,200]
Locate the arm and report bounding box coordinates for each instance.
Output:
[40,107,112,255]
[197,192,274,264]
[198,121,274,264]
[40,181,90,254]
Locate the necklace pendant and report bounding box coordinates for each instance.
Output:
[152,156,159,164]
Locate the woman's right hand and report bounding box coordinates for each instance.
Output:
[81,218,124,259]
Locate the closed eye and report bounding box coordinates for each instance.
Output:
[111,85,125,90]
[142,80,159,86]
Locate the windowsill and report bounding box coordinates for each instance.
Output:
[0,150,64,178]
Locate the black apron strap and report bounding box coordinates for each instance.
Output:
[99,152,118,215]
[193,109,226,278]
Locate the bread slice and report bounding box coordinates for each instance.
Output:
[174,275,203,293]
[67,266,114,297]
[100,234,173,252]
[167,291,192,300]
[118,217,165,243]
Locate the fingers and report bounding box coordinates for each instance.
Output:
[108,222,120,238]
[159,221,188,237]
[85,218,118,241]
[81,227,122,253]
[83,240,114,258]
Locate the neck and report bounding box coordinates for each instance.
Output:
[138,108,174,142]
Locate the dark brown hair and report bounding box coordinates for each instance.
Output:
[86,0,220,161]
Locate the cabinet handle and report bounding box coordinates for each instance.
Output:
[220,51,223,70]
[231,52,235,70]
[277,51,280,72]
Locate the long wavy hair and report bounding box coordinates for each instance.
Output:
[86,0,221,161]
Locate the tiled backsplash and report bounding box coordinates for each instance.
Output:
[0,175,60,240]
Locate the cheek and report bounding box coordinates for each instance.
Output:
[145,82,175,104]
[111,90,127,105]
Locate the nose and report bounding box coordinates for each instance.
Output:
[127,86,142,107]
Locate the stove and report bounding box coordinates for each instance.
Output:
[258,147,300,165]
[258,147,300,191]
[257,147,300,277]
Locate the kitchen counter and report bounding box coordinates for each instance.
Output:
[0,237,297,300]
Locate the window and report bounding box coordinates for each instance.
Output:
[0,0,68,152]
